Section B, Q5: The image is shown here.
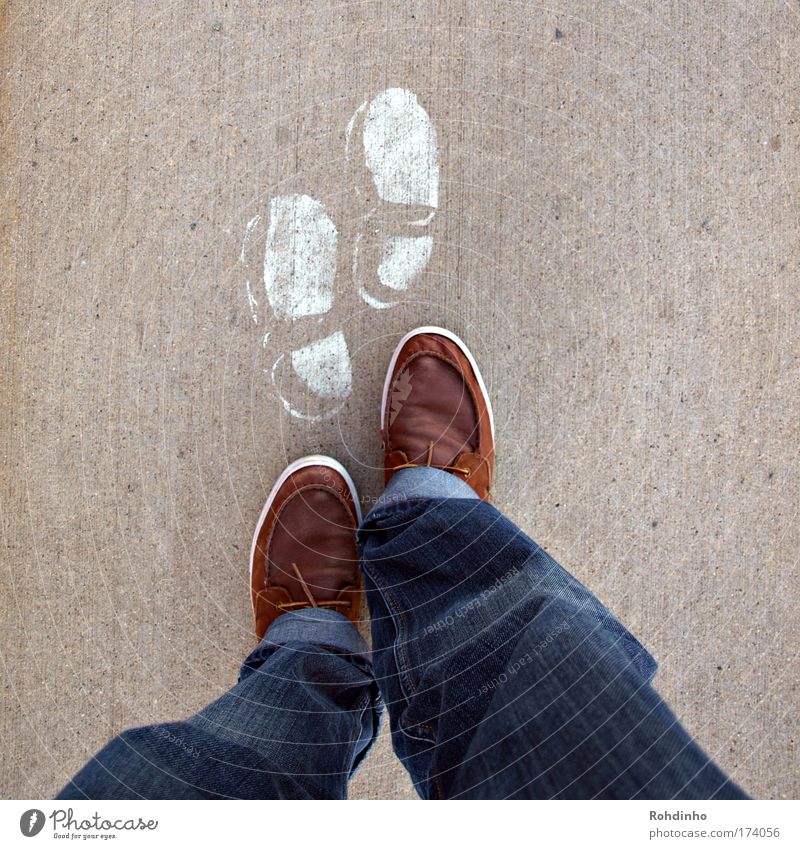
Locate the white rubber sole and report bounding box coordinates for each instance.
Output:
[248,454,362,589]
[381,326,495,439]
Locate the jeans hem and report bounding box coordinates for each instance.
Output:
[239,609,371,682]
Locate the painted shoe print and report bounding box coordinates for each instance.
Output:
[241,88,440,421]
[346,87,439,309]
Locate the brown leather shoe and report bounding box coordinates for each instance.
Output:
[381,326,495,500]
[249,455,362,640]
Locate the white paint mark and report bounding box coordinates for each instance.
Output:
[345,101,367,154]
[377,235,433,291]
[359,88,439,208]
[245,280,259,324]
[348,89,439,308]
[264,194,337,320]
[241,213,262,323]
[290,331,352,400]
[352,234,396,309]
[359,289,393,310]
[242,214,262,257]
[270,369,349,422]
[268,331,352,422]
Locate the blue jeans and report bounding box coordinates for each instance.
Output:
[58,468,747,799]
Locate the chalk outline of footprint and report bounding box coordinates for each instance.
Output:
[240,88,440,421]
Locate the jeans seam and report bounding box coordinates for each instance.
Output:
[347,688,382,779]
[364,563,437,742]
[363,561,417,699]
[379,582,438,741]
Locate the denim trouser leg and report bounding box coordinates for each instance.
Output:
[359,468,748,800]
[57,610,381,799]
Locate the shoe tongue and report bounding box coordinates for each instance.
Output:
[390,354,479,467]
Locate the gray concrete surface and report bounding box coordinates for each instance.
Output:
[1,0,798,799]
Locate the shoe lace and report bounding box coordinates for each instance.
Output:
[389,440,472,478]
[276,562,353,611]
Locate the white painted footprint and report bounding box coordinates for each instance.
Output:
[241,88,440,421]
[347,87,439,309]
[241,194,351,421]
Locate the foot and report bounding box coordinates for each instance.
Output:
[250,456,362,640]
[381,327,495,500]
